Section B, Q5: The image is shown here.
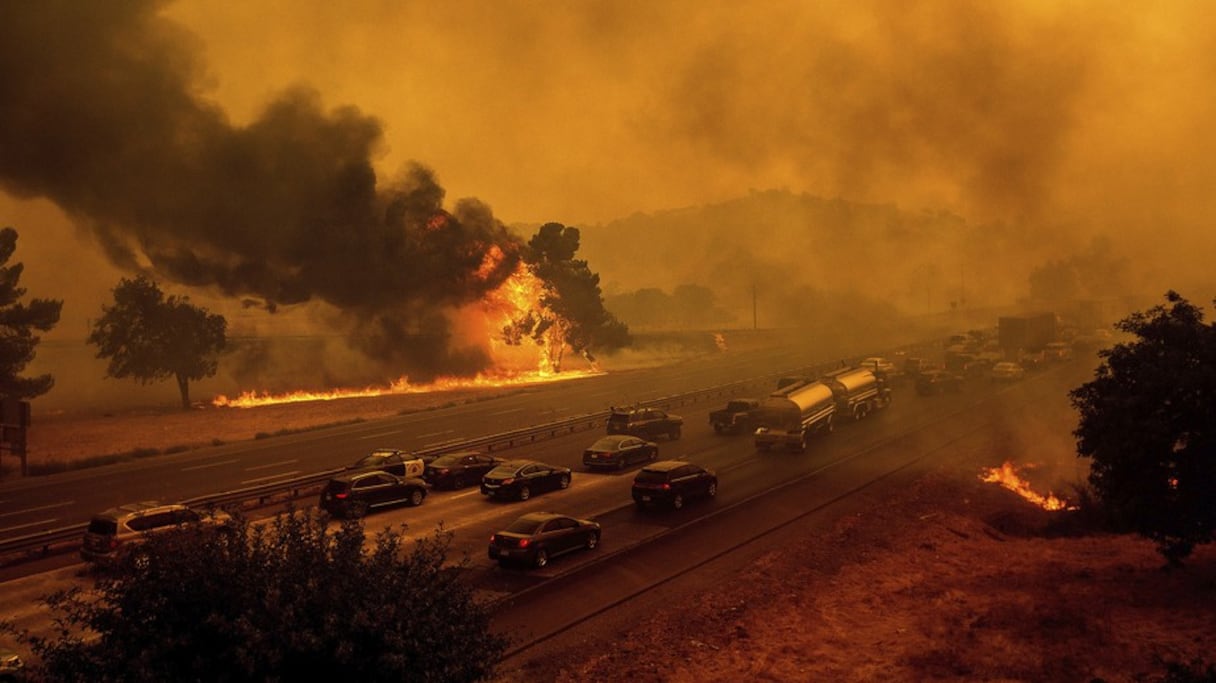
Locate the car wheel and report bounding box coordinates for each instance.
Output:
[533,548,548,568]
[586,532,600,550]
[453,475,466,489]
[348,501,369,518]
[672,494,684,510]
[518,486,531,501]
[408,488,425,507]
[650,447,658,461]
[707,481,717,498]
[559,475,571,489]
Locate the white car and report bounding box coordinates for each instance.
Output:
[989,361,1026,382]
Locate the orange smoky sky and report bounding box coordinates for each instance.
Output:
[3,0,1216,339]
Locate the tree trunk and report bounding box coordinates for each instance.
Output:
[177,374,191,410]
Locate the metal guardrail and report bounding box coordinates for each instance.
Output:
[0,341,930,566]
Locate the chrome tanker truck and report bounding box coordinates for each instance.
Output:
[753,378,837,452]
[820,366,891,420]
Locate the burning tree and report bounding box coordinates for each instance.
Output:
[0,226,61,400]
[1070,291,1216,564]
[500,223,629,372]
[88,277,227,410]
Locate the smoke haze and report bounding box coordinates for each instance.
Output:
[3,1,1215,401]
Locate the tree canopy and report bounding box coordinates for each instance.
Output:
[506,222,629,370]
[0,226,62,400]
[87,276,227,409]
[1070,291,1216,564]
[2,511,508,681]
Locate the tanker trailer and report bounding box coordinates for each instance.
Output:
[820,366,891,420]
[753,379,836,452]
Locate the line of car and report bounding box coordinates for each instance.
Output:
[78,406,708,574]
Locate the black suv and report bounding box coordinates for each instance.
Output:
[631,460,717,510]
[607,407,683,440]
[320,471,428,518]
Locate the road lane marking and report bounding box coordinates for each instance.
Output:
[240,471,302,485]
[489,407,524,416]
[0,518,59,534]
[0,501,75,518]
[181,459,239,472]
[244,459,299,472]
[357,431,402,440]
[418,430,454,439]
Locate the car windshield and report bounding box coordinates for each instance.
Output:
[352,453,388,467]
[726,400,754,412]
[590,437,624,450]
[429,455,459,467]
[486,465,520,477]
[504,517,544,534]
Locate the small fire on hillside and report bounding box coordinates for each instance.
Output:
[213,246,601,409]
[979,461,1078,511]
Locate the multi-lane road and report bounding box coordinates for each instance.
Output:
[0,331,1093,668]
[0,334,887,548]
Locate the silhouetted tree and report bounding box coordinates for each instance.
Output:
[0,227,62,400]
[1070,291,1216,564]
[510,223,629,369]
[87,276,226,409]
[1,511,508,681]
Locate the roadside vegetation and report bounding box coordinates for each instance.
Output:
[1,510,509,681]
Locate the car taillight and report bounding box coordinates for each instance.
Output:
[661,483,671,490]
[518,538,530,548]
[439,468,450,475]
[334,491,348,499]
[501,477,515,485]
[108,537,120,550]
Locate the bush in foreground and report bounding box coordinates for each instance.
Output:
[2,510,507,682]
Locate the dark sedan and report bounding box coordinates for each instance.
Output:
[632,460,717,510]
[423,451,503,489]
[488,512,601,568]
[320,471,428,519]
[582,435,658,471]
[481,460,572,501]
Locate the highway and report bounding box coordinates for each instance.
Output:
[0,337,1093,662]
[0,333,900,547]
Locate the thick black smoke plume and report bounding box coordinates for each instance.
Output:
[0,1,522,379]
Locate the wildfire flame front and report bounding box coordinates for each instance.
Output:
[978,461,1078,511]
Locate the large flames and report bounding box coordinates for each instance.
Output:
[213,246,600,409]
[979,461,1078,511]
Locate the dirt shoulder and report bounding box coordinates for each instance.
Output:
[503,466,1215,682]
[10,388,515,477]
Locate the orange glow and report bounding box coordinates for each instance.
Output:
[214,250,597,409]
[978,461,1078,511]
[212,368,601,408]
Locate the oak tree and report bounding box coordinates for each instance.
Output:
[1070,291,1216,564]
[87,276,226,409]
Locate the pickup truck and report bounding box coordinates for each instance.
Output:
[709,398,761,435]
[607,407,684,440]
